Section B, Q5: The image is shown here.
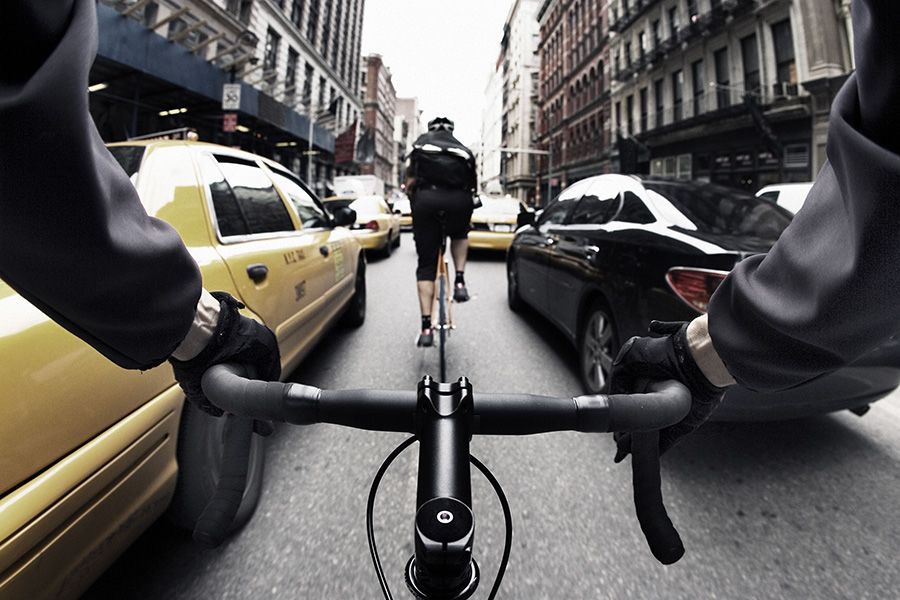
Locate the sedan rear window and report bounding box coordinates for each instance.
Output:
[644,181,792,240]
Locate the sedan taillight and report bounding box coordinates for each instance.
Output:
[364,220,380,232]
[665,267,729,313]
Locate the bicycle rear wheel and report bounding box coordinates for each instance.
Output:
[438,267,447,382]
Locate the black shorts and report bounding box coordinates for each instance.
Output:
[411,188,473,281]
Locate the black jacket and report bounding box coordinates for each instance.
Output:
[407,129,477,195]
[0,0,201,370]
[708,1,900,391]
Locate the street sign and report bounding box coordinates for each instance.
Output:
[222,83,241,111]
[223,113,237,132]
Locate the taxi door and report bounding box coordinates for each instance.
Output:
[194,150,324,369]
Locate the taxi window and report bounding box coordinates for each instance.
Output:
[269,168,331,229]
[196,153,249,237]
[108,145,145,178]
[213,154,295,234]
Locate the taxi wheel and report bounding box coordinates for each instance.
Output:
[381,236,393,258]
[341,257,367,327]
[167,402,265,536]
[393,229,401,247]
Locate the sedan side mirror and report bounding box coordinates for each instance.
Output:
[516,207,536,228]
[332,206,357,227]
[393,209,402,215]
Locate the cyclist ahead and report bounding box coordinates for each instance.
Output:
[405,117,478,347]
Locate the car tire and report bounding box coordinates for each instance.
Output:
[167,401,265,536]
[507,257,524,312]
[579,301,618,394]
[381,236,393,258]
[393,230,401,248]
[341,257,367,327]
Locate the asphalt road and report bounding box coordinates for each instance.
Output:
[87,232,900,599]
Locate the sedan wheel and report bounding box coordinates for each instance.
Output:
[579,304,617,394]
[507,259,523,312]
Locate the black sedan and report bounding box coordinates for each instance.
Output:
[507,175,900,420]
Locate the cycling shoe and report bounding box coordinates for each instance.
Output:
[453,283,470,302]
[417,329,434,347]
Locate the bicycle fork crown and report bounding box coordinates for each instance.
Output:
[405,376,479,600]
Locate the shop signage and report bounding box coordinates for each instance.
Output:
[222,83,241,111]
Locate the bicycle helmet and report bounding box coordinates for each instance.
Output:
[427,117,455,132]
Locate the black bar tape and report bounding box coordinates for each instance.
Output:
[192,414,254,548]
[631,430,685,564]
[203,363,305,422]
[606,380,691,432]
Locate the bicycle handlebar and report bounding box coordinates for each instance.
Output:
[201,364,692,594]
[201,363,690,434]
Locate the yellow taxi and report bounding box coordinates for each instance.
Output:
[322,194,402,258]
[0,140,366,600]
[392,194,413,230]
[469,195,525,251]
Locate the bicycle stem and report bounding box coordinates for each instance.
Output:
[406,375,479,600]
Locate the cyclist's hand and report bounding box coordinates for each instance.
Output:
[610,320,726,462]
[169,291,281,418]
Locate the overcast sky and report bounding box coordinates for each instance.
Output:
[360,0,514,146]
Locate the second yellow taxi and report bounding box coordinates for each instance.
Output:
[469,195,526,251]
[323,194,402,258]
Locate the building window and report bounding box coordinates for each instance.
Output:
[624,42,632,67]
[290,0,304,28]
[639,87,648,133]
[320,0,332,56]
[263,28,281,74]
[652,19,661,47]
[286,47,299,93]
[625,95,633,135]
[772,19,797,93]
[307,0,319,44]
[226,0,253,24]
[654,78,664,127]
[303,62,314,102]
[318,75,326,106]
[687,0,699,21]
[672,69,683,121]
[638,30,646,61]
[668,5,680,39]
[741,34,760,96]
[615,101,621,137]
[714,47,730,108]
[691,59,705,115]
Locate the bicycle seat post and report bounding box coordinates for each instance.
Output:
[405,376,479,600]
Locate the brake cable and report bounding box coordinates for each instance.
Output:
[366,437,514,600]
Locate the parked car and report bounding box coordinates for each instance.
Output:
[469,195,524,251]
[507,174,900,420]
[323,194,401,258]
[0,140,367,600]
[756,182,813,214]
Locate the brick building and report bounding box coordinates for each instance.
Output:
[359,54,397,190]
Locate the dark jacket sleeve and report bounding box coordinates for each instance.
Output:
[0,0,201,370]
[707,0,900,391]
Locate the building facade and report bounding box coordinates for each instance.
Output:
[394,97,424,191]
[607,0,853,189]
[359,54,397,190]
[536,0,613,204]
[91,0,365,194]
[480,53,506,193]
[500,0,542,204]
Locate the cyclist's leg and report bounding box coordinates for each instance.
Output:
[412,191,442,346]
[444,190,474,302]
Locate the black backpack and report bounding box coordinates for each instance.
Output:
[409,130,475,192]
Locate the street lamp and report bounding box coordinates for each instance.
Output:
[497,146,551,207]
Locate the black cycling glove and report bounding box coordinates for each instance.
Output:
[610,320,726,461]
[169,291,281,418]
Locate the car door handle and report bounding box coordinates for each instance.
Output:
[319,245,330,257]
[545,237,559,246]
[584,245,600,260]
[247,263,268,283]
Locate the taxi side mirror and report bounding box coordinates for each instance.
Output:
[332,206,357,227]
[516,207,536,228]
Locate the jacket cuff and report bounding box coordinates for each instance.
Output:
[170,289,220,361]
[686,315,736,388]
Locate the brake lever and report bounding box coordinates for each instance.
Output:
[628,379,685,565]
